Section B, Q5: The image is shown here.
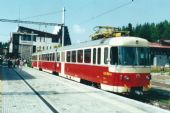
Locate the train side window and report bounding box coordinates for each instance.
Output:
[77,50,83,63]
[48,54,50,61]
[31,56,33,60]
[46,54,48,61]
[44,54,46,61]
[39,55,40,60]
[52,53,55,61]
[43,54,45,61]
[93,48,96,64]
[56,52,60,61]
[66,51,71,62]
[42,54,44,61]
[84,49,91,63]
[50,53,54,61]
[47,54,49,61]
[72,51,76,62]
[110,47,118,65]
[97,48,101,64]
[49,53,51,61]
[104,47,108,64]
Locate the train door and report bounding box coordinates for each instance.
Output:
[61,51,65,76]
[109,47,119,92]
[37,54,39,68]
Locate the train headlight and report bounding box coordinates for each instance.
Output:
[146,75,151,80]
[124,75,130,81]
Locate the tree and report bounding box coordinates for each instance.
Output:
[121,20,170,42]
[127,23,133,36]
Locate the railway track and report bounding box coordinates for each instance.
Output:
[78,77,170,111]
[122,86,170,111]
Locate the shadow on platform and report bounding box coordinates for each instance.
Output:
[1,90,101,96]
[0,66,35,80]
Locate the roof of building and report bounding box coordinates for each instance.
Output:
[149,42,170,49]
[16,26,71,46]
[17,26,57,38]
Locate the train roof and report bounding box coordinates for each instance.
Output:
[57,36,149,51]
[32,49,56,55]
[32,36,149,55]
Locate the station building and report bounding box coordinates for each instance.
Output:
[150,40,170,67]
[9,26,71,60]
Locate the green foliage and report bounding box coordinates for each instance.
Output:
[0,42,8,48]
[151,67,170,73]
[27,60,32,68]
[122,20,170,42]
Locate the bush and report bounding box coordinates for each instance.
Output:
[27,60,32,67]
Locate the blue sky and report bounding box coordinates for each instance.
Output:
[0,0,170,43]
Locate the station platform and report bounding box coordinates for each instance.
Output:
[0,66,170,113]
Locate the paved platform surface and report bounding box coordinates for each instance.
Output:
[0,66,170,113]
[0,66,53,113]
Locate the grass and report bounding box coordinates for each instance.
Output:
[151,67,170,73]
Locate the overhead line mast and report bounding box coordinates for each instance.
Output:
[62,7,65,47]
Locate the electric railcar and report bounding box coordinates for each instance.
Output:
[32,37,151,93]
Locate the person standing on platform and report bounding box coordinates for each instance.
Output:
[19,59,24,71]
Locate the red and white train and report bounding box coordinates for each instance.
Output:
[32,36,151,94]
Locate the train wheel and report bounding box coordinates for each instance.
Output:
[92,82,101,89]
[80,79,101,89]
[52,72,59,76]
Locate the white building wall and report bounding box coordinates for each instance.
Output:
[9,42,13,53]
[33,37,60,52]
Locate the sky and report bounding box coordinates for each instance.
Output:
[0,0,170,44]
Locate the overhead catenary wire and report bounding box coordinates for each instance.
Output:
[21,10,62,20]
[80,0,134,25]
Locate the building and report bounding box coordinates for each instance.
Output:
[9,26,71,60]
[0,47,8,56]
[150,42,170,67]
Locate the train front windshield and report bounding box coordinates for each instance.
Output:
[110,47,150,66]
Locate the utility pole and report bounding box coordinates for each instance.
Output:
[62,7,65,47]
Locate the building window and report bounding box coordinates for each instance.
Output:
[33,36,36,41]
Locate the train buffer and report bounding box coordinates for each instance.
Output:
[0,66,170,113]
